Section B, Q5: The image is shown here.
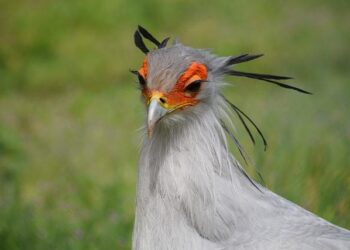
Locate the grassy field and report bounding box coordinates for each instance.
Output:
[0,0,350,249]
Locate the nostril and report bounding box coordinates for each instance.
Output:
[159,97,166,104]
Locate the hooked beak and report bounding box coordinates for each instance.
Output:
[147,98,168,137]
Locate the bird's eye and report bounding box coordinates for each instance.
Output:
[137,73,146,87]
[184,80,203,94]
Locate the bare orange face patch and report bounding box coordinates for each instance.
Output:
[138,57,148,79]
[172,62,207,91]
[165,62,207,108]
[139,61,207,110]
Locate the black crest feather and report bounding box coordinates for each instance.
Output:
[225,54,312,94]
[159,37,170,48]
[134,30,149,54]
[225,54,264,66]
[138,25,161,46]
[222,95,267,150]
[227,70,311,94]
[134,26,171,54]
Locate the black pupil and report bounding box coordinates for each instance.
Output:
[185,80,202,92]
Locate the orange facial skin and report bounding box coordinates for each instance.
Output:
[138,58,208,111]
[139,57,148,79]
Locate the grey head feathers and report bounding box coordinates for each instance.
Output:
[132,25,311,154]
[133,25,312,94]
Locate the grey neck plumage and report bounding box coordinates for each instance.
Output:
[132,99,263,249]
[132,97,350,250]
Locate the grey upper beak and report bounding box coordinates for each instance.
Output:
[147,99,167,137]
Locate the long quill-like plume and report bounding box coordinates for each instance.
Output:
[224,54,312,94]
[134,25,170,54]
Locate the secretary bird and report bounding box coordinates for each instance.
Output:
[130,26,350,250]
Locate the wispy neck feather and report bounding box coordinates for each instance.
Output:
[140,97,256,198]
[133,95,350,249]
[133,97,262,249]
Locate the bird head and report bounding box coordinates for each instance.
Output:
[134,43,223,137]
[132,26,311,138]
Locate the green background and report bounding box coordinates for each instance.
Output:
[0,0,349,249]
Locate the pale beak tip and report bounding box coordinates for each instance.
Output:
[147,99,167,138]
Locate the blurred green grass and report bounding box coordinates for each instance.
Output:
[0,0,349,249]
